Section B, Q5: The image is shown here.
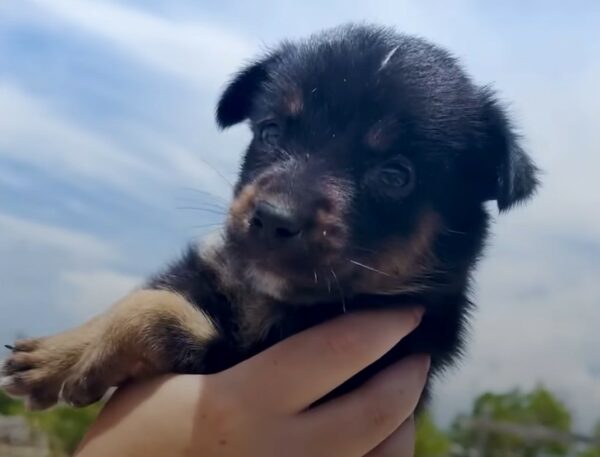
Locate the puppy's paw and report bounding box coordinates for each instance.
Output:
[59,360,112,408]
[1,337,70,410]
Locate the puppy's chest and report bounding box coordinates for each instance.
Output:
[196,296,331,373]
[234,295,283,347]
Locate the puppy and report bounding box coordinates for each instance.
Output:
[1,24,538,411]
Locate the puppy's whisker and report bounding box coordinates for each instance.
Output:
[176,200,229,212]
[443,228,467,236]
[178,187,231,205]
[330,267,346,313]
[379,284,431,295]
[313,269,319,285]
[190,222,224,229]
[348,259,394,277]
[176,199,229,211]
[176,206,228,216]
[190,227,225,239]
[195,156,234,189]
[352,246,378,254]
[203,202,230,212]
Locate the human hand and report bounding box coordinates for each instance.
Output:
[75,309,429,457]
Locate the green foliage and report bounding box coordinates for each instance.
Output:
[576,421,600,457]
[26,403,102,455]
[0,389,25,415]
[1,390,101,456]
[415,410,451,457]
[578,448,600,457]
[452,385,572,457]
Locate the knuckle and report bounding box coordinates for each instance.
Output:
[323,325,363,359]
[363,393,397,430]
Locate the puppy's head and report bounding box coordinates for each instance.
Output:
[217,25,539,302]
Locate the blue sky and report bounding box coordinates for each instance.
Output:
[1,1,599,430]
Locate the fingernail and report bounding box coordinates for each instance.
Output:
[421,354,431,373]
[410,307,425,327]
[414,307,425,320]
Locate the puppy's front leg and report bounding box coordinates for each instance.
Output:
[0,289,217,410]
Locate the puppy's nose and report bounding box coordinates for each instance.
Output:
[250,201,302,240]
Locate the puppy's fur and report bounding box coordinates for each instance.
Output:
[1,24,538,411]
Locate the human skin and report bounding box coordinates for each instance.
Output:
[75,308,430,457]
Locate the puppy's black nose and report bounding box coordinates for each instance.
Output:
[250,201,302,240]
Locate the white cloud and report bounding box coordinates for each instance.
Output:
[0,83,236,203]
[0,211,118,262]
[119,121,239,201]
[1,1,251,204]
[0,211,127,338]
[58,269,142,319]
[23,0,254,89]
[0,84,165,198]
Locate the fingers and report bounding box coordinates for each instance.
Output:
[366,416,416,457]
[296,354,430,457]
[218,308,423,413]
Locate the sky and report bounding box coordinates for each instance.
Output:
[1,0,599,431]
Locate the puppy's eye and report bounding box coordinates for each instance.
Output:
[259,122,282,147]
[379,165,412,189]
[365,158,415,198]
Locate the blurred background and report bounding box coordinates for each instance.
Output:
[1,1,599,455]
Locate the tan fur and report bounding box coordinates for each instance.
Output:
[227,183,257,234]
[236,294,281,348]
[282,86,303,116]
[311,207,347,262]
[352,210,441,294]
[1,289,216,409]
[365,118,399,151]
[309,177,352,260]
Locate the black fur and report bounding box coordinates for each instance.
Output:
[149,24,538,405]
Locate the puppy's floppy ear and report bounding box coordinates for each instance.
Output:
[478,88,540,211]
[216,55,278,129]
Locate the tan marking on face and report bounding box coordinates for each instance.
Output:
[353,209,441,294]
[312,208,346,255]
[282,86,303,116]
[228,183,258,234]
[365,118,399,151]
[308,177,352,260]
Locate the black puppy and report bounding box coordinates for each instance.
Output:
[0,24,538,411]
